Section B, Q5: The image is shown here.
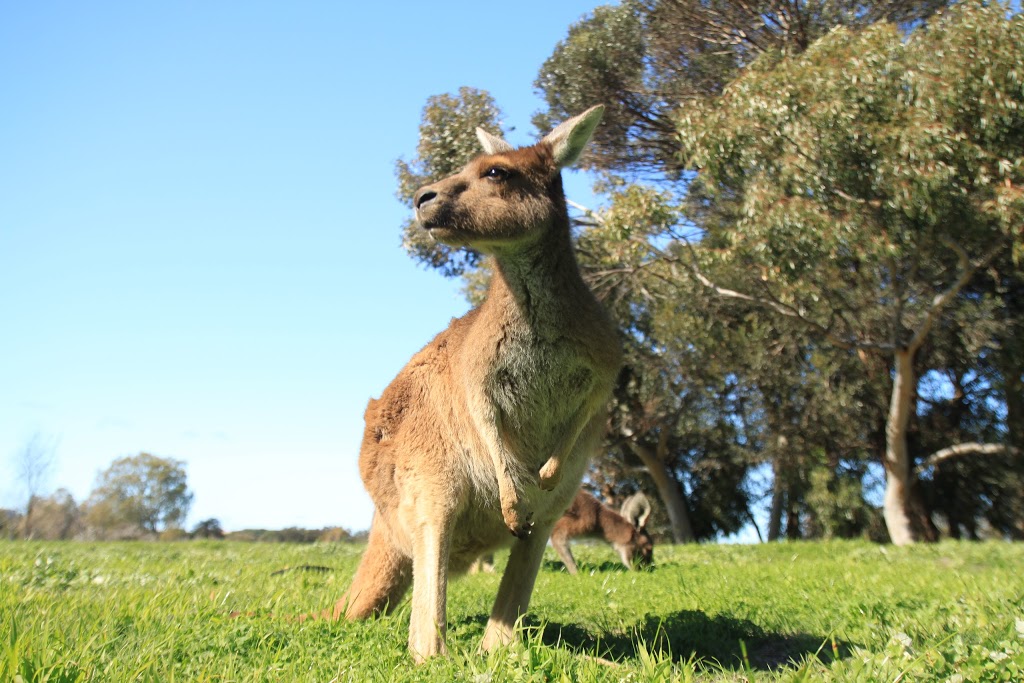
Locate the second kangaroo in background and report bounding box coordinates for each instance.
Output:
[333,106,621,662]
[550,490,654,575]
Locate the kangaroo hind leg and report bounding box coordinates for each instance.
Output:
[481,522,554,651]
[550,530,579,575]
[335,519,412,620]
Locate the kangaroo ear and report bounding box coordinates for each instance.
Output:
[638,493,652,529]
[542,104,604,169]
[476,127,514,155]
[621,491,652,529]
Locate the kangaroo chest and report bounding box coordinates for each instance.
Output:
[485,327,597,450]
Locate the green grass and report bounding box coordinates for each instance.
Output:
[1,539,1022,681]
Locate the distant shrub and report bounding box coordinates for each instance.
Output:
[158,528,189,542]
[222,526,365,543]
[317,527,351,543]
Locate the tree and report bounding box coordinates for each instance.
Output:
[746,327,889,540]
[911,317,1024,539]
[674,2,1023,544]
[84,453,193,536]
[568,176,887,543]
[23,488,82,540]
[0,509,23,540]
[584,192,760,542]
[529,0,959,544]
[12,432,58,539]
[533,0,950,181]
[190,518,224,540]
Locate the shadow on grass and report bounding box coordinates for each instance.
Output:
[542,560,658,574]
[457,609,852,672]
[539,610,853,671]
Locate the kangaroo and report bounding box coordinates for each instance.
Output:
[550,490,654,575]
[469,489,653,576]
[332,106,621,662]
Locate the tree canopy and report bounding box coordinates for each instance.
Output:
[674,1,1023,543]
[84,453,193,536]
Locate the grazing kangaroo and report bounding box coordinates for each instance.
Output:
[550,490,653,575]
[470,489,653,575]
[334,106,621,662]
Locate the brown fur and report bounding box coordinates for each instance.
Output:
[550,490,654,575]
[331,107,621,661]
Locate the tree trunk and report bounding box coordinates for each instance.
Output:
[767,447,787,541]
[883,348,918,546]
[909,484,940,542]
[785,489,801,539]
[628,441,696,543]
[745,510,765,542]
[23,495,36,540]
[767,482,784,541]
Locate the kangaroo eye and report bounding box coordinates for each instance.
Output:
[483,166,510,181]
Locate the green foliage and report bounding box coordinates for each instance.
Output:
[1,540,1022,681]
[913,346,1024,538]
[575,180,768,541]
[581,177,894,542]
[394,87,505,277]
[83,453,193,536]
[533,3,662,174]
[805,458,884,540]
[673,2,1024,541]
[190,518,225,540]
[678,3,1023,346]
[0,509,20,540]
[533,0,951,180]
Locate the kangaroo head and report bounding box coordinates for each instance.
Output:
[413,106,603,253]
[619,492,654,569]
[632,527,654,569]
[611,524,654,570]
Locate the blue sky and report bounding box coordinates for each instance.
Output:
[1,1,608,532]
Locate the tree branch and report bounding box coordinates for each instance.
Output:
[915,442,1021,476]
[655,235,900,352]
[907,236,1009,353]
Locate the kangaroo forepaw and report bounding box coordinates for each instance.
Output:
[502,501,534,538]
[538,456,562,491]
[512,519,534,539]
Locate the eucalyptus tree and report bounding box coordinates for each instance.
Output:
[579,187,759,541]
[562,175,890,542]
[912,295,1024,539]
[533,0,950,181]
[675,2,1023,544]
[529,0,961,542]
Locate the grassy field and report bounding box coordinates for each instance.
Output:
[2,539,1022,682]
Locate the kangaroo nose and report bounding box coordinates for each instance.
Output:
[414,188,437,210]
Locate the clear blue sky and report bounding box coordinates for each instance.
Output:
[0,1,609,532]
